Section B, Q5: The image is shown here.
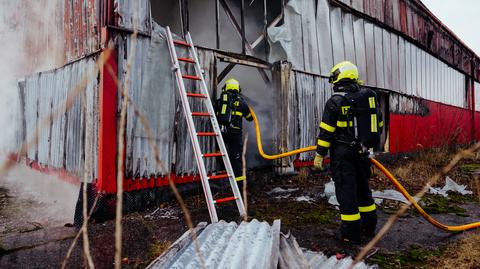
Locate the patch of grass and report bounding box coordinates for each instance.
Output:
[458,163,480,174]
[294,168,310,184]
[428,231,480,269]
[418,194,474,217]
[370,245,443,269]
[299,208,337,225]
[147,240,171,261]
[251,200,338,228]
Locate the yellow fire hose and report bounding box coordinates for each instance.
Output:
[249,107,480,232]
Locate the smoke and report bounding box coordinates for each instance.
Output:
[1,164,78,229]
[0,0,71,227]
[151,0,281,167]
[0,0,64,155]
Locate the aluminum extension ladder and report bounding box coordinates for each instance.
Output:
[166,26,246,223]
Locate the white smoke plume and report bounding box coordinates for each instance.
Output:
[0,0,75,228]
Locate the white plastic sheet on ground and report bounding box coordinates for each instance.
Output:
[322,176,472,207]
[428,176,473,197]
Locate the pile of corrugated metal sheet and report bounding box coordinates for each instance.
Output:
[147,219,375,269]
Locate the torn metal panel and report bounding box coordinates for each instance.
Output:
[119,24,176,178]
[21,57,99,179]
[268,0,320,74]
[279,233,374,269]
[389,93,429,116]
[115,0,152,33]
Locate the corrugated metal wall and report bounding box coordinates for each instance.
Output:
[476,81,480,112]
[64,0,100,62]
[119,23,217,179]
[20,57,99,181]
[269,0,467,109]
[290,71,332,160]
[336,0,479,81]
[115,0,151,33]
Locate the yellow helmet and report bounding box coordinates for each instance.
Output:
[224,78,240,92]
[328,61,359,84]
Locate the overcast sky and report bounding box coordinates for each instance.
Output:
[421,0,480,56]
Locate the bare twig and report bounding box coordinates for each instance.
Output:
[352,142,480,268]
[242,133,248,221]
[114,15,139,269]
[80,91,95,269]
[103,51,206,268]
[61,194,100,269]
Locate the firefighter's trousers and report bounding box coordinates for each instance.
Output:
[221,130,246,189]
[330,143,377,241]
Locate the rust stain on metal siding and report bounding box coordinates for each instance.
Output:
[64,0,100,62]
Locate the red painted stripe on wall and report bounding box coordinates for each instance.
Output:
[389,100,474,153]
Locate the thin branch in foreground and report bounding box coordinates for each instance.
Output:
[242,133,248,221]
[61,194,100,269]
[103,57,205,268]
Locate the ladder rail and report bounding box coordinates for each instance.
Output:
[166,27,219,222]
[186,33,246,217]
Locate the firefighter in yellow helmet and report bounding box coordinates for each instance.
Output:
[315,61,382,244]
[215,78,253,187]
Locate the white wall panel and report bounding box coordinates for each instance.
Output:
[353,18,367,80]
[374,26,384,88]
[475,81,480,111]
[316,0,334,75]
[364,22,376,86]
[343,13,356,63]
[382,29,392,90]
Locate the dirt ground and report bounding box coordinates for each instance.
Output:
[1,148,480,268]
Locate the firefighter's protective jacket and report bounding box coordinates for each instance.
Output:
[215,92,253,131]
[316,83,383,156]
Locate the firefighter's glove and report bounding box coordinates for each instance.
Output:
[313,154,324,170]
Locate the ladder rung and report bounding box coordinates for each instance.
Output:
[182,75,201,80]
[214,196,237,204]
[187,92,208,98]
[203,152,223,158]
[197,132,216,136]
[209,173,229,180]
[178,57,195,63]
[173,40,191,47]
[192,112,210,117]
